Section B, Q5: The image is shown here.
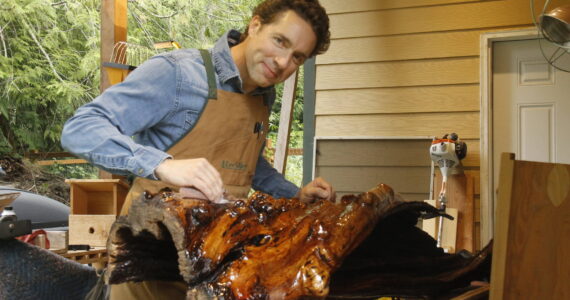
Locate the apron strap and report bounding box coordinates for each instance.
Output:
[199,49,218,100]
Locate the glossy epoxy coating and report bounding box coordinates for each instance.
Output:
[108,184,397,299]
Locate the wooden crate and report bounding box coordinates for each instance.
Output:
[66,179,129,215]
[68,215,116,247]
[66,179,129,247]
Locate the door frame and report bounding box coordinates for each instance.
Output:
[479,28,538,247]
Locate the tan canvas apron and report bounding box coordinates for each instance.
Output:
[120,49,269,215]
[110,50,269,300]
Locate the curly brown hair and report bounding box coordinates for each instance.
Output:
[241,0,330,57]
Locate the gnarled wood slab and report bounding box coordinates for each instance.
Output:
[106,183,488,299]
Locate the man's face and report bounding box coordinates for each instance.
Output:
[243,10,317,89]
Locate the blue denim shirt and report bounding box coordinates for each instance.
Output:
[61,30,299,198]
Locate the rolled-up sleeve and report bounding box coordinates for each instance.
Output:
[61,56,177,179]
[252,155,300,198]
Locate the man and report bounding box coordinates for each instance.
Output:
[62,0,333,298]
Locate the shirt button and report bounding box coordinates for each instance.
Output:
[138,169,144,175]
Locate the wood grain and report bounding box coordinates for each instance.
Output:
[69,215,116,247]
[315,112,479,139]
[66,179,129,215]
[322,0,488,14]
[273,71,298,174]
[318,30,483,64]
[499,160,569,299]
[327,0,540,39]
[433,173,475,252]
[315,58,479,90]
[315,85,479,115]
[490,154,570,299]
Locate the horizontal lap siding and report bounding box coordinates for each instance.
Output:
[316,58,479,90]
[326,0,533,39]
[316,85,480,115]
[323,0,491,14]
[315,112,480,138]
[314,0,562,249]
[315,139,433,202]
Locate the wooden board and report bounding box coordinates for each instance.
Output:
[69,215,116,247]
[325,0,566,39]
[36,159,88,166]
[46,230,68,252]
[423,200,459,253]
[315,112,480,139]
[273,71,298,174]
[322,0,488,14]
[433,173,475,252]
[318,29,488,64]
[60,247,108,269]
[66,179,129,215]
[316,57,479,90]
[490,153,570,299]
[451,285,490,300]
[315,84,480,115]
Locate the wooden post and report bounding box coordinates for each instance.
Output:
[273,70,298,174]
[99,0,127,179]
[101,0,127,93]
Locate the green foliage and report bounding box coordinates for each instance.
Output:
[45,162,98,179]
[1,0,306,185]
[126,0,258,50]
[0,0,100,155]
[0,0,262,156]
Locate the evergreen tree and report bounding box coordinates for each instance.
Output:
[0,0,304,172]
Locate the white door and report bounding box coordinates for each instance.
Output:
[493,39,570,193]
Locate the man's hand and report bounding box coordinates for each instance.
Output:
[154,158,224,202]
[296,177,336,203]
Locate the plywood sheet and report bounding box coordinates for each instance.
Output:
[69,214,116,247]
[315,85,479,115]
[315,112,479,139]
[315,57,478,90]
[490,156,570,299]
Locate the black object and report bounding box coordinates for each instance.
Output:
[68,244,91,251]
[0,219,32,239]
[327,200,492,299]
[0,188,69,229]
[0,239,97,300]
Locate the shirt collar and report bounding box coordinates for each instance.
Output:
[211,30,274,96]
